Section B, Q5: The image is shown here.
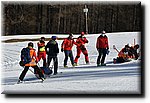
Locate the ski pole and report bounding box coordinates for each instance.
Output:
[113,45,120,53]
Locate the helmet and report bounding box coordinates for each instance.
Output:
[28,42,33,48]
[81,32,84,35]
[40,37,45,40]
[51,36,57,40]
[102,30,106,34]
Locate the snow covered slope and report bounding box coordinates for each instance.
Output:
[1,32,141,94]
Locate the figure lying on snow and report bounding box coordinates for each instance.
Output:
[113,44,140,63]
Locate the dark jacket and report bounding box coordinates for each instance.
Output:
[45,40,59,56]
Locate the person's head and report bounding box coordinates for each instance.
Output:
[101,30,106,36]
[28,42,34,48]
[51,36,57,41]
[68,33,73,39]
[124,44,130,51]
[134,44,139,49]
[81,32,85,36]
[40,37,45,42]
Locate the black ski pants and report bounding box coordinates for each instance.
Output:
[47,56,58,74]
[19,65,44,81]
[97,48,107,65]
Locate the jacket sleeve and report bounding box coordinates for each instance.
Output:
[33,50,39,62]
[96,37,99,49]
[84,37,88,43]
[61,39,65,49]
[45,43,48,54]
[56,43,59,53]
[106,37,109,49]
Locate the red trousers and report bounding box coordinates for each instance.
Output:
[74,47,89,63]
[37,52,46,67]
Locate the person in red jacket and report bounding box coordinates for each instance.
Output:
[37,37,46,67]
[96,30,109,66]
[61,33,76,67]
[74,32,89,65]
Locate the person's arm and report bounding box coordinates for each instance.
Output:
[106,37,109,49]
[84,37,88,43]
[56,43,59,53]
[33,50,39,63]
[96,37,100,49]
[61,39,65,52]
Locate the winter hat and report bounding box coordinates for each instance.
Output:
[51,36,57,40]
[81,32,85,35]
[102,30,106,34]
[40,37,45,40]
[69,33,73,37]
[28,42,33,48]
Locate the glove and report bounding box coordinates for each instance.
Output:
[61,48,64,52]
[36,60,39,63]
[106,49,110,55]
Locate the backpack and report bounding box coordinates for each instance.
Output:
[19,47,31,66]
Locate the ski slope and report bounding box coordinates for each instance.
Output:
[1,32,141,94]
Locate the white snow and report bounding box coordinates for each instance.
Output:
[1,32,141,94]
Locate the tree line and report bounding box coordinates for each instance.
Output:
[2,2,141,35]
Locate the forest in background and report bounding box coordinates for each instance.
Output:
[2,1,141,35]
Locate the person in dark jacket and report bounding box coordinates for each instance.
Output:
[96,30,109,66]
[45,36,59,75]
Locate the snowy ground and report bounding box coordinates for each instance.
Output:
[1,32,141,94]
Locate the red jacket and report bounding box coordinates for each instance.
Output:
[61,38,76,50]
[96,35,109,49]
[76,36,88,47]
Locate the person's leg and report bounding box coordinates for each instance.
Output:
[19,66,29,81]
[64,50,69,66]
[97,49,102,65]
[37,52,42,62]
[101,49,107,64]
[42,52,47,67]
[47,56,52,68]
[69,50,74,65]
[74,48,81,64]
[82,49,89,63]
[53,57,58,74]
[33,65,44,78]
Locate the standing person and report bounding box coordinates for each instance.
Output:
[45,36,59,75]
[74,32,89,65]
[96,30,109,66]
[61,33,76,68]
[18,42,44,83]
[37,37,46,67]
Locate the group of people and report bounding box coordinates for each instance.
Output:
[18,30,140,83]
